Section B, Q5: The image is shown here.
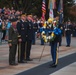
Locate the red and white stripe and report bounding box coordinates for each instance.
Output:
[42,0,46,13]
[42,0,46,20]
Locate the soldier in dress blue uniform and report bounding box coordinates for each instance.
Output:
[32,19,38,45]
[72,23,76,37]
[65,21,72,47]
[25,15,34,61]
[8,18,18,65]
[49,17,61,68]
[17,14,27,63]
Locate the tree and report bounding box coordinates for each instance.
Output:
[0,0,75,20]
[69,5,76,22]
[63,0,75,21]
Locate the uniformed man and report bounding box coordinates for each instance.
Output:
[32,19,38,45]
[49,17,61,68]
[26,15,34,61]
[8,18,18,65]
[72,23,76,37]
[17,14,27,63]
[65,21,72,47]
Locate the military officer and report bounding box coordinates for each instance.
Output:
[17,14,28,63]
[65,21,72,47]
[26,15,34,61]
[8,18,18,65]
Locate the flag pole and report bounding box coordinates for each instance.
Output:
[39,43,46,61]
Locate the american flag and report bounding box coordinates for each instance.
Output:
[42,0,46,20]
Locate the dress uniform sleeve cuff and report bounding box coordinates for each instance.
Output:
[8,40,12,43]
[18,35,21,38]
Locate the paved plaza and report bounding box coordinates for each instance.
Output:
[0,37,76,75]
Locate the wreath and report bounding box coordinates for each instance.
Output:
[41,31,56,43]
[41,17,59,43]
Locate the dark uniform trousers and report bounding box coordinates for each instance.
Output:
[18,42,27,62]
[65,25,72,46]
[9,45,17,64]
[50,28,61,66]
[26,40,32,59]
[26,20,34,60]
[66,34,71,46]
[50,41,58,65]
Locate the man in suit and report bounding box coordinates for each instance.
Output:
[8,18,18,66]
[17,14,28,63]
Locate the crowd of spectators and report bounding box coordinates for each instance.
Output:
[0,7,76,43]
[0,7,23,41]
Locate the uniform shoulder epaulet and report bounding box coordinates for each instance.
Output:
[8,40,12,43]
[18,35,21,38]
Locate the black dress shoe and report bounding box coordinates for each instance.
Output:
[41,44,44,45]
[26,58,33,61]
[32,43,35,45]
[18,60,27,63]
[59,44,61,46]
[49,63,54,66]
[66,45,70,47]
[9,63,18,66]
[49,64,57,68]
[51,64,57,68]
